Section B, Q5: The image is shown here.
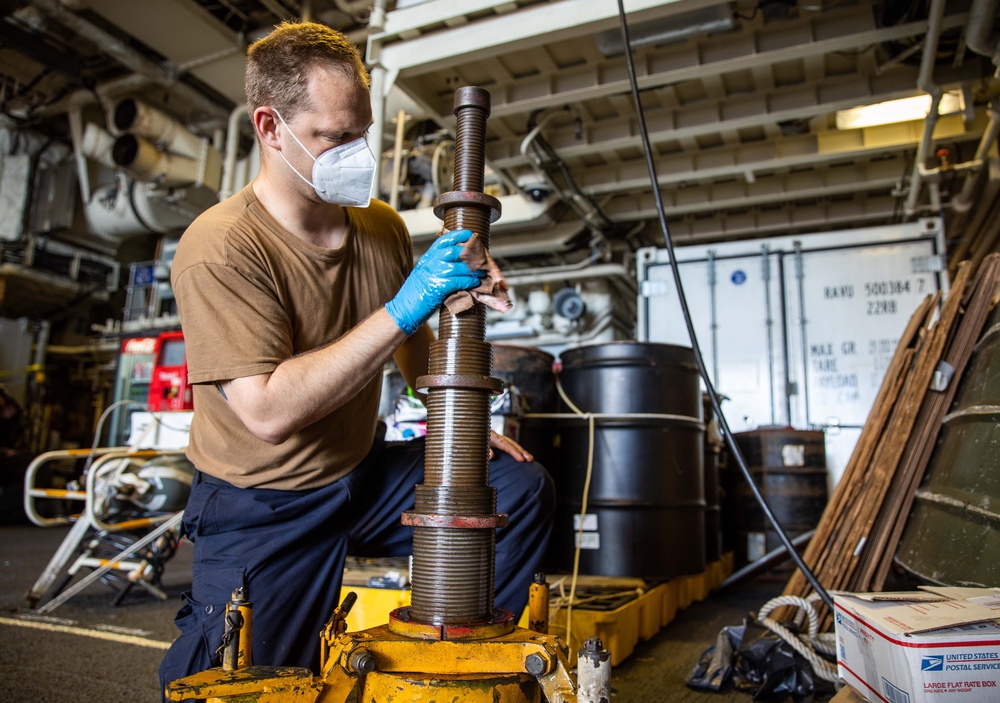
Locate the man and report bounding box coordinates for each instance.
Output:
[159,21,554,694]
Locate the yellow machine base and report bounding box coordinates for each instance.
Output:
[359,672,541,703]
[343,553,734,668]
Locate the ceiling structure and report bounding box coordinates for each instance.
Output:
[371,0,1000,268]
[0,0,998,277]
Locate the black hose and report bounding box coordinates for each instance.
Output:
[615,0,835,612]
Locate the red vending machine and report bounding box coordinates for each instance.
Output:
[109,336,157,445]
[147,331,192,412]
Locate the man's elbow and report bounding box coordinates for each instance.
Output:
[243,416,292,445]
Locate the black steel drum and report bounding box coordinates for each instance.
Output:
[520,414,705,579]
[492,344,556,414]
[728,428,828,570]
[519,342,706,579]
[557,341,702,417]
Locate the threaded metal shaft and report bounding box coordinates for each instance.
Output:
[409,87,503,625]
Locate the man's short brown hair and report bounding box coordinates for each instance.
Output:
[245,21,370,119]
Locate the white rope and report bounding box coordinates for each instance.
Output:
[757,594,840,683]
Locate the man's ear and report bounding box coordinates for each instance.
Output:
[253,107,281,148]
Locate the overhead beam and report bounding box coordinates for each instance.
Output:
[602,157,905,219]
[487,64,986,166]
[661,194,898,244]
[372,0,720,76]
[564,111,985,196]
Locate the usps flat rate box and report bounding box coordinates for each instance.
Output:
[834,589,1000,703]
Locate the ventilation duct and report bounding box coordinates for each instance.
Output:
[83,174,213,240]
[112,135,206,188]
[110,98,222,191]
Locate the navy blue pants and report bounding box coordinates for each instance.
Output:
[158,430,554,697]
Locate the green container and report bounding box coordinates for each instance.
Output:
[896,304,1000,587]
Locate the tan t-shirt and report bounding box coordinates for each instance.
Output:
[171,185,412,490]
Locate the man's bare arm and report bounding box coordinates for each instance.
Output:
[221,308,406,444]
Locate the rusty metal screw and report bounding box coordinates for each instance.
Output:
[408,87,504,626]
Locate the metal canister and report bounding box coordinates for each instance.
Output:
[576,637,611,703]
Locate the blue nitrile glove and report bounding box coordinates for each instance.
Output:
[386,229,484,335]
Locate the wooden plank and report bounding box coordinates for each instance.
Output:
[786,302,928,596]
[780,294,936,604]
[835,263,972,593]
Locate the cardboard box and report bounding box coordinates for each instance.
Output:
[834,588,1000,702]
[831,685,872,703]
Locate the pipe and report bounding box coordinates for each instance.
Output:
[111,134,202,187]
[504,264,639,314]
[503,263,637,295]
[367,0,390,201]
[761,245,777,423]
[80,122,117,169]
[717,530,816,591]
[113,98,209,161]
[220,104,248,200]
[33,74,149,120]
[951,100,1000,212]
[967,0,1000,66]
[950,156,1000,267]
[31,0,230,120]
[486,308,629,347]
[502,249,601,280]
[389,109,407,210]
[903,0,947,217]
[335,0,371,20]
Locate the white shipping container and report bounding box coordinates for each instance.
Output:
[637,218,947,487]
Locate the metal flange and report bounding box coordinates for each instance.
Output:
[387,607,516,641]
[432,191,502,223]
[402,511,509,529]
[415,373,504,394]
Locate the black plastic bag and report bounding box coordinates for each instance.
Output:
[687,614,836,702]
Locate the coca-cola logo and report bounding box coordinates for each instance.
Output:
[123,337,157,355]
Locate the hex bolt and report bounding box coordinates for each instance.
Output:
[525,652,548,676]
[349,648,376,674]
[584,637,603,653]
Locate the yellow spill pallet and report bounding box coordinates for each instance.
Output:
[340,553,734,668]
[539,554,734,665]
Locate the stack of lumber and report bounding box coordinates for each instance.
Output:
[781,254,1000,627]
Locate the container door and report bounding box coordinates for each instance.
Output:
[642,249,787,430]
[783,239,939,485]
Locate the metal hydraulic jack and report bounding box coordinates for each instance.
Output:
[167,87,601,703]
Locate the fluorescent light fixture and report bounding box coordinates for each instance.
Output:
[835,90,964,130]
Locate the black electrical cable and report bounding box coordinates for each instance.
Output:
[615,0,835,612]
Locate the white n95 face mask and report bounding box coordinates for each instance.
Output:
[273,109,376,207]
